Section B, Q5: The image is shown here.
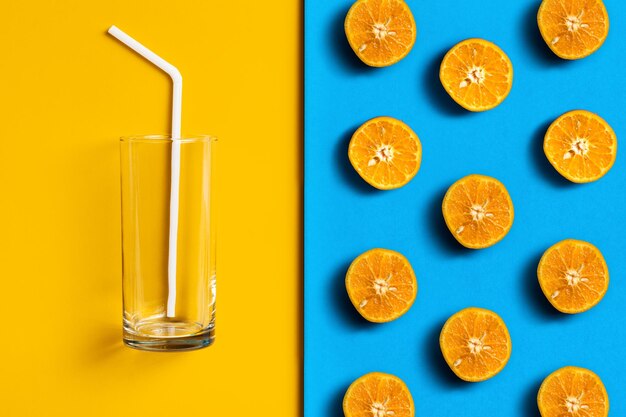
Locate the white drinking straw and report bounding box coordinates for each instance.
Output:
[108,25,181,318]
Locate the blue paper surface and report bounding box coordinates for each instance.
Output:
[304,1,626,415]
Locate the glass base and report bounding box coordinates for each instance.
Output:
[124,320,215,352]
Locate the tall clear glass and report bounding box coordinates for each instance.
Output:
[120,135,216,351]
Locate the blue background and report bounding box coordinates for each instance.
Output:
[304,0,626,416]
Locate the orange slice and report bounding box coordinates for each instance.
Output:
[537,367,609,417]
[537,0,609,60]
[344,0,417,67]
[439,39,513,111]
[439,307,512,382]
[544,110,617,183]
[348,116,422,190]
[345,248,417,323]
[537,239,609,314]
[441,174,514,249]
[343,372,414,417]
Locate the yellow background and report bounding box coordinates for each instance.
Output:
[0,1,300,415]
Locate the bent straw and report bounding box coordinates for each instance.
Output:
[108,25,181,318]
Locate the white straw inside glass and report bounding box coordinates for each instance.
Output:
[108,25,182,318]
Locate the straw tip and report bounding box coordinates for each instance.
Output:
[107,25,120,35]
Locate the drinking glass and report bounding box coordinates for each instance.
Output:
[120,134,216,351]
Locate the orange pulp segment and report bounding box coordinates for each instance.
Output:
[348,116,422,190]
[537,239,609,314]
[344,0,416,67]
[544,110,617,183]
[343,372,414,417]
[442,174,514,249]
[537,366,609,417]
[439,307,512,382]
[439,38,513,111]
[345,248,417,323]
[537,0,609,60]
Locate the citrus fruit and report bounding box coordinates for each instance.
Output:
[537,366,609,417]
[441,174,514,249]
[537,0,609,60]
[348,116,422,190]
[439,38,513,111]
[343,372,414,417]
[544,110,617,183]
[537,239,609,314]
[345,248,417,323]
[344,0,416,67]
[439,307,512,382]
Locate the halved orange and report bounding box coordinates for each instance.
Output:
[439,307,512,382]
[442,174,514,249]
[345,248,417,323]
[344,0,416,67]
[348,116,422,190]
[544,110,617,183]
[537,239,609,314]
[537,366,609,417]
[439,39,513,111]
[538,0,609,60]
[343,372,414,417]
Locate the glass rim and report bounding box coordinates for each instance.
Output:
[120,134,216,143]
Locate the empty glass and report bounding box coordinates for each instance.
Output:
[120,135,216,351]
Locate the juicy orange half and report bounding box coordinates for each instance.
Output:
[439,307,512,382]
[345,248,417,323]
[442,174,514,249]
[537,239,609,314]
[343,372,414,417]
[439,38,513,111]
[344,0,416,67]
[537,0,609,60]
[348,116,422,190]
[537,366,609,417]
[544,110,617,183]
